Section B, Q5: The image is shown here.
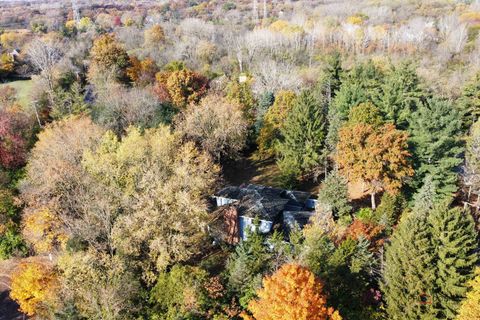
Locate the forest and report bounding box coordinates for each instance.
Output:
[0,0,480,319]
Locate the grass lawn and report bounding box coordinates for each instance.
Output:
[0,79,33,108]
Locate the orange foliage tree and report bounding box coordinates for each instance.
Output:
[335,123,413,209]
[10,261,58,316]
[155,68,209,108]
[243,264,341,320]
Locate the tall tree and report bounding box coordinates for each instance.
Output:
[335,123,413,209]
[276,90,327,184]
[379,62,423,129]
[408,98,464,195]
[318,52,343,101]
[382,212,436,320]
[428,203,478,319]
[459,72,480,130]
[383,203,478,320]
[243,263,341,320]
[318,171,352,220]
[326,61,383,149]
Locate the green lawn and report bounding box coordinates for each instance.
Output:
[0,80,33,107]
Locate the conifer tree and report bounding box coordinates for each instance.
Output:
[408,98,464,195]
[379,62,423,129]
[428,203,478,319]
[382,212,436,320]
[318,171,351,220]
[276,90,327,184]
[459,72,480,130]
[326,61,383,149]
[412,175,439,214]
[319,51,343,101]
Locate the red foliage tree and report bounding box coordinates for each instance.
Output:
[0,110,30,169]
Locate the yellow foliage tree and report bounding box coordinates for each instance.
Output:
[155,69,209,108]
[243,264,341,320]
[257,90,296,158]
[22,208,68,254]
[10,261,58,316]
[457,268,480,320]
[144,24,166,47]
[89,34,129,71]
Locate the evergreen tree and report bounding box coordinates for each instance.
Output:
[383,203,478,320]
[408,98,464,195]
[459,72,480,130]
[276,90,327,184]
[428,203,478,319]
[326,61,384,149]
[412,175,439,214]
[383,212,436,320]
[379,62,423,129]
[319,51,343,101]
[318,171,352,220]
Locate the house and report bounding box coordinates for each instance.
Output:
[209,184,317,244]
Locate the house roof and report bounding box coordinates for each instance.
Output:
[216,184,295,221]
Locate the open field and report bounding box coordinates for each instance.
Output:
[0,80,33,107]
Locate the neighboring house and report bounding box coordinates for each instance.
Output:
[209,184,317,244]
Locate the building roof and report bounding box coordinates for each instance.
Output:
[215,184,299,221]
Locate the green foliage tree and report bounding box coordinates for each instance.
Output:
[318,171,352,220]
[326,61,383,150]
[319,51,343,101]
[379,62,423,129]
[428,203,478,319]
[382,211,436,320]
[408,98,464,195]
[459,72,480,130]
[383,202,478,320]
[276,90,327,184]
[149,265,208,320]
[347,102,384,127]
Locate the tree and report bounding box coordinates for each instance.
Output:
[383,203,478,320]
[408,98,464,196]
[51,81,89,120]
[10,261,58,317]
[126,56,159,86]
[21,117,104,217]
[149,265,208,320]
[89,34,129,71]
[318,51,343,101]
[226,77,257,124]
[428,203,478,319]
[176,94,248,160]
[457,268,480,320]
[22,207,68,254]
[26,37,63,91]
[0,109,31,170]
[0,53,14,79]
[379,62,423,129]
[83,126,219,281]
[256,90,296,158]
[326,61,383,149]
[459,73,480,129]
[382,212,436,320]
[318,171,352,220]
[243,263,341,320]
[58,249,139,320]
[276,90,327,184]
[347,102,384,127]
[144,24,166,48]
[155,68,209,108]
[335,123,413,209]
[88,34,129,81]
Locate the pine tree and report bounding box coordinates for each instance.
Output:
[319,51,343,101]
[408,98,464,195]
[379,62,423,129]
[459,72,480,130]
[412,175,439,214]
[276,90,327,184]
[382,212,437,320]
[326,61,383,150]
[428,203,478,319]
[318,171,352,220]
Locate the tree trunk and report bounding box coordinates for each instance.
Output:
[371,192,376,210]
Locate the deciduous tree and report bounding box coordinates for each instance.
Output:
[335,123,413,209]
[244,263,341,320]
